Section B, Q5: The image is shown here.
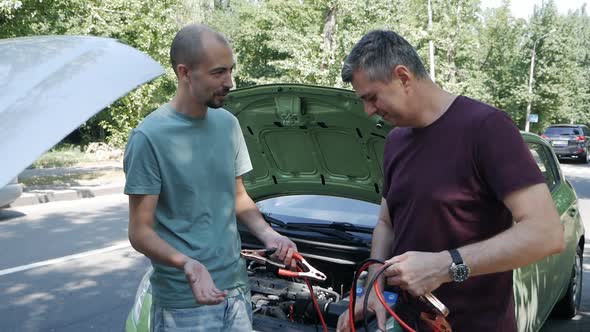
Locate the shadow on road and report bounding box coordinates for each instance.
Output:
[0,209,26,222]
[541,242,590,331]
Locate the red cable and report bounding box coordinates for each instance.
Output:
[349,261,377,332]
[373,281,416,332]
[299,267,328,332]
[349,262,416,332]
[349,286,355,332]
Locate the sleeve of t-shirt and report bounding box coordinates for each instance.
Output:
[233,118,253,177]
[475,110,545,200]
[123,129,162,195]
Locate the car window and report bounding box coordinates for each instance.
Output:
[527,143,558,190]
[544,126,580,136]
[256,195,380,227]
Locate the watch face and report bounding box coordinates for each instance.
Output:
[451,264,470,282]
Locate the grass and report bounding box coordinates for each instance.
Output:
[29,144,113,169]
[20,170,123,191]
[31,149,94,168]
[20,143,124,192]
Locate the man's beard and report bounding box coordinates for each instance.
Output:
[206,88,230,108]
[206,99,223,108]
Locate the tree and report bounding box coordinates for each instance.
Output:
[550,5,590,126]
[2,0,588,144]
[525,0,563,132]
[430,0,486,98]
[477,1,528,122]
[2,0,181,147]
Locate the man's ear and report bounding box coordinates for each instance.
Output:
[177,64,190,82]
[392,65,412,87]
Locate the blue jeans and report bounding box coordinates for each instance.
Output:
[150,290,252,332]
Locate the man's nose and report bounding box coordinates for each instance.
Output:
[223,72,234,89]
[364,102,377,116]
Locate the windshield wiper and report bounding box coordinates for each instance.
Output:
[286,221,373,234]
[262,213,368,244]
[262,213,287,228]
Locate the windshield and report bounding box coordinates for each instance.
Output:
[544,126,580,136]
[256,195,380,228]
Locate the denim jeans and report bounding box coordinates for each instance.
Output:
[150,290,252,332]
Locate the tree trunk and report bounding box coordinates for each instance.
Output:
[322,5,337,70]
[176,0,215,26]
[446,2,462,85]
[215,0,230,10]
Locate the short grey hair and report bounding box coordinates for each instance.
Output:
[170,24,229,76]
[341,30,428,83]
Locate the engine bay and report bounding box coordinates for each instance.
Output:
[247,257,356,330]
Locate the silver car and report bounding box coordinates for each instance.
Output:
[0,35,164,194]
[542,124,590,163]
[0,177,22,208]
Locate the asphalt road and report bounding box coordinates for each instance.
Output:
[1,162,590,332]
[0,195,148,332]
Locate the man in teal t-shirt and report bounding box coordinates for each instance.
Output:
[124,24,297,332]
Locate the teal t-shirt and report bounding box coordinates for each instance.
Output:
[123,103,253,308]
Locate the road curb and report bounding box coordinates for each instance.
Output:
[11,184,124,207]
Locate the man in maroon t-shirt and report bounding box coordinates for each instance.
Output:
[336,30,565,332]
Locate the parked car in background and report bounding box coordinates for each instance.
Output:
[126,85,585,332]
[542,124,590,163]
[0,177,23,208]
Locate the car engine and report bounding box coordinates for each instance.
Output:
[246,259,352,328]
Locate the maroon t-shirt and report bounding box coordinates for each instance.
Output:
[381,96,545,331]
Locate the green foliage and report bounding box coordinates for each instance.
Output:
[30,144,94,168]
[2,0,179,147]
[548,6,590,127]
[3,0,590,146]
[0,0,22,18]
[478,2,529,123]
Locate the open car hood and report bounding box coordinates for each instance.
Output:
[0,36,164,188]
[224,84,393,204]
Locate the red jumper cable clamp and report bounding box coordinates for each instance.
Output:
[240,248,327,282]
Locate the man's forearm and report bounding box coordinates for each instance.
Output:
[458,184,565,277]
[129,225,190,270]
[367,218,396,285]
[235,193,275,243]
[458,217,565,277]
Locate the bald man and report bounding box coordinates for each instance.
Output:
[124,24,297,332]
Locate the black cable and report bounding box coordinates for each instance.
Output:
[301,270,328,332]
[363,263,393,332]
[349,258,385,330]
[351,259,385,316]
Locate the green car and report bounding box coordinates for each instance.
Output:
[126,84,584,332]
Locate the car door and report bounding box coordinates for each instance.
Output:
[513,141,559,331]
[531,142,570,302]
[583,126,590,153]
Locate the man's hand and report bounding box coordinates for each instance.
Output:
[383,251,451,297]
[184,259,227,305]
[337,293,387,332]
[263,233,298,270]
[234,176,298,270]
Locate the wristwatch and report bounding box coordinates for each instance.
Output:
[448,249,470,282]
